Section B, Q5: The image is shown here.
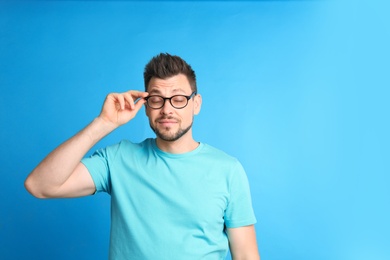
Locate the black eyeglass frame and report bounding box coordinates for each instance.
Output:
[144,91,197,109]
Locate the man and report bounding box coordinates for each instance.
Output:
[25,53,260,259]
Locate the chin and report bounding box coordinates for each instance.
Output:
[151,122,193,142]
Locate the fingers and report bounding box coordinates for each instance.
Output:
[123,91,146,110]
[100,90,149,126]
[109,90,148,111]
[115,93,126,110]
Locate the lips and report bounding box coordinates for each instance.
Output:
[157,117,178,126]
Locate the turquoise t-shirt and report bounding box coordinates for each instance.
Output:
[82,138,256,259]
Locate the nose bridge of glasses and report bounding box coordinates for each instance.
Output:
[161,96,176,109]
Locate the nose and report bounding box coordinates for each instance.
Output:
[160,98,174,115]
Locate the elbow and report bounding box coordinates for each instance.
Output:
[24,177,49,199]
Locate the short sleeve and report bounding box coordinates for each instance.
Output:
[81,148,112,194]
[224,161,257,228]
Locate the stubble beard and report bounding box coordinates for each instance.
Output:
[150,119,193,142]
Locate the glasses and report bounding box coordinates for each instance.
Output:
[145,92,197,109]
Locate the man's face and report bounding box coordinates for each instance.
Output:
[145,74,201,142]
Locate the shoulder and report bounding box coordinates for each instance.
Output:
[200,143,239,162]
[199,143,243,170]
[94,138,153,157]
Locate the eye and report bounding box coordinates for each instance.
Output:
[172,95,186,103]
[148,96,163,104]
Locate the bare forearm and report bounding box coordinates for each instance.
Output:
[231,253,260,260]
[231,248,260,260]
[25,117,116,198]
[228,225,260,260]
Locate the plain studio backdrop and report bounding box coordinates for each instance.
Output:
[0,0,389,259]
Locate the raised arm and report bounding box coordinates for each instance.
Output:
[24,90,149,198]
[227,225,260,260]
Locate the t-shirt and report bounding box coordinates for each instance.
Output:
[81,138,256,259]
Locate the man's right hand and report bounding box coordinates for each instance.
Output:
[99,90,149,128]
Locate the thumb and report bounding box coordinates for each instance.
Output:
[133,98,147,113]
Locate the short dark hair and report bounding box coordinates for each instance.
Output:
[143,53,197,93]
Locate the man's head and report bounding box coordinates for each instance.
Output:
[143,53,197,93]
[143,53,201,144]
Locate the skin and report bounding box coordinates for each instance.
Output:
[145,74,201,153]
[24,73,260,259]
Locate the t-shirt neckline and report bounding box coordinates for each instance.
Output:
[150,138,204,159]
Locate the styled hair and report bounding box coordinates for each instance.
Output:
[143,53,197,92]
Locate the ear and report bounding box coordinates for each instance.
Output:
[194,94,202,115]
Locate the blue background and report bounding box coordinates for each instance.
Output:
[1,0,389,259]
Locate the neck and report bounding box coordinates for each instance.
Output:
[156,135,199,154]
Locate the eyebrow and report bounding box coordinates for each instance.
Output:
[148,88,187,95]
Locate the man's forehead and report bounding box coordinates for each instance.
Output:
[147,75,191,94]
